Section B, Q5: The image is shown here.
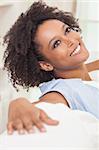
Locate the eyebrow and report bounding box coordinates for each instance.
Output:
[48,24,66,48]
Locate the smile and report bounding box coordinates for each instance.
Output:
[70,45,81,56]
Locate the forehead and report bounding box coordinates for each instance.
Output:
[35,19,66,46]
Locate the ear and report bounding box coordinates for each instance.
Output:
[39,61,54,71]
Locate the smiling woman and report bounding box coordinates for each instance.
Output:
[2,1,99,135]
[3,1,80,88]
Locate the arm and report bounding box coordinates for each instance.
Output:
[7,97,59,135]
[37,91,70,107]
[8,92,69,135]
[86,60,99,72]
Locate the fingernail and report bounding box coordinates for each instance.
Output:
[55,120,59,124]
[19,130,25,134]
[53,120,59,124]
[8,130,13,135]
[40,128,46,132]
[28,129,35,134]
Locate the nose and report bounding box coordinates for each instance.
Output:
[69,31,81,42]
[62,31,81,47]
[62,36,77,48]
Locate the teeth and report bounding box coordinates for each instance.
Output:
[71,45,80,56]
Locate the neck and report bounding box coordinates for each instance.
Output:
[54,64,92,81]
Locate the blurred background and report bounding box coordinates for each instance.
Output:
[0,0,99,133]
[0,0,99,66]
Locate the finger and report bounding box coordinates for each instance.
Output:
[33,118,46,132]
[7,121,14,135]
[40,110,59,125]
[13,119,25,134]
[25,124,35,134]
[22,117,35,133]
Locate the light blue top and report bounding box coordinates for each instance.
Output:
[39,78,99,119]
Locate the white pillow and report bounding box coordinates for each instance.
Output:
[0,103,99,149]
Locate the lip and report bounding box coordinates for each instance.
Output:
[69,44,80,56]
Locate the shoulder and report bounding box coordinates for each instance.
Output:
[39,78,83,108]
[39,78,69,92]
[39,79,72,106]
[39,78,82,98]
[39,78,81,91]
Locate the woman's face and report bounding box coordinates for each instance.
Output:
[35,19,89,72]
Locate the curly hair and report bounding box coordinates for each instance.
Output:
[3,1,81,90]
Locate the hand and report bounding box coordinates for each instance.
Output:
[7,98,59,135]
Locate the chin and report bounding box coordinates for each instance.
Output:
[82,51,89,61]
[82,47,89,60]
[77,50,89,63]
[72,53,89,69]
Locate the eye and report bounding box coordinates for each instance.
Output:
[64,26,72,35]
[64,26,81,35]
[72,27,81,33]
[53,40,61,49]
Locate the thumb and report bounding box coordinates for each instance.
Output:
[40,110,59,125]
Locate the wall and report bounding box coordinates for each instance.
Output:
[76,0,99,80]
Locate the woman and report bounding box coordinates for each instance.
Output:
[3,1,99,134]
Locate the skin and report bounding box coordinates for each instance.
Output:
[86,60,99,72]
[7,98,59,135]
[35,19,90,80]
[7,19,99,134]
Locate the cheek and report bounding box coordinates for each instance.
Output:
[54,44,68,58]
[45,46,68,62]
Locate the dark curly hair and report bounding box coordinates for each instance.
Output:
[3,1,81,90]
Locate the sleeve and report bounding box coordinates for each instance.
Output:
[39,79,76,109]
